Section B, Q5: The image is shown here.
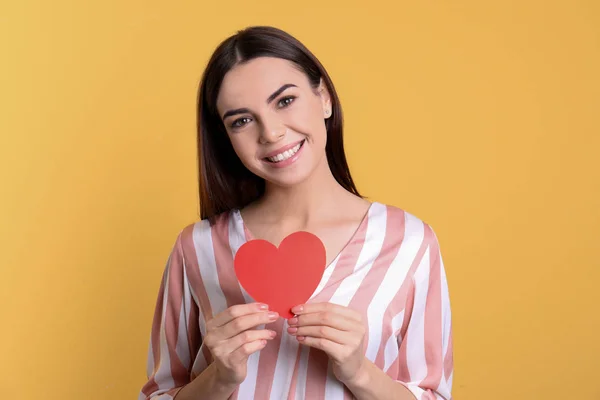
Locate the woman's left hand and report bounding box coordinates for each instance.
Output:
[287,302,367,383]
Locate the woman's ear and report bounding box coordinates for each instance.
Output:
[318,78,332,119]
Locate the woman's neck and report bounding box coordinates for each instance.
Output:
[255,159,355,226]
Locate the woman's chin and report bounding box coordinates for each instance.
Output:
[259,166,314,188]
[266,173,310,188]
[249,148,324,188]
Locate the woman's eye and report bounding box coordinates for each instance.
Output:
[231,117,251,128]
[278,96,296,108]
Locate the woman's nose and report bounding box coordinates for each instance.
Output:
[259,116,286,144]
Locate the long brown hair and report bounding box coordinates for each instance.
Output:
[197,26,361,221]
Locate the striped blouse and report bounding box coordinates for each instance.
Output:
[139,202,454,400]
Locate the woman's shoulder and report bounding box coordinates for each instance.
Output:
[179,210,237,240]
[375,201,441,245]
[374,201,425,223]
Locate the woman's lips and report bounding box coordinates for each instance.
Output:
[263,139,306,168]
[263,139,305,159]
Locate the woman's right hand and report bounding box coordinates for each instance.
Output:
[204,303,279,386]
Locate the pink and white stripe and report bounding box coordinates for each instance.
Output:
[139,202,454,399]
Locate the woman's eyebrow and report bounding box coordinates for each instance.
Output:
[266,84,297,104]
[222,107,250,120]
[222,84,297,120]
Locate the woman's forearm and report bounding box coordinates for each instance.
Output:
[174,363,238,400]
[342,358,417,400]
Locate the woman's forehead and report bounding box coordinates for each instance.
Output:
[217,58,307,107]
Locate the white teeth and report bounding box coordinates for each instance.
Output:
[267,142,303,163]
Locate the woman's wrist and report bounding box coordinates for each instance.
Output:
[212,364,241,393]
[340,357,371,390]
[340,357,417,400]
[174,363,239,400]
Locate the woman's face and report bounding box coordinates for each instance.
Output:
[216,57,332,188]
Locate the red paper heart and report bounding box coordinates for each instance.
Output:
[234,231,326,319]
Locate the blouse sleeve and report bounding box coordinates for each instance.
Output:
[395,225,454,400]
[138,231,202,400]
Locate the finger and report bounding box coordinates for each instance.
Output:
[296,335,344,356]
[287,325,351,345]
[289,312,357,331]
[219,310,279,340]
[207,303,269,330]
[229,338,270,364]
[291,302,361,322]
[216,329,277,356]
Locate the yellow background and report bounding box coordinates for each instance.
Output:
[1,1,599,399]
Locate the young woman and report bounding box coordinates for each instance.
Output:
[139,26,453,400]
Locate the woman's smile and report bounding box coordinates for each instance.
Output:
[262,139,306,168]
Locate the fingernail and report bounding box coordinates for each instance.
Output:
[291,305,303,314]
[297,336,305,341]
[287,327,298,334]
[258,303,269,310]
[268,312,279,320]
[289,317,298,325]
[269,330,277,338]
